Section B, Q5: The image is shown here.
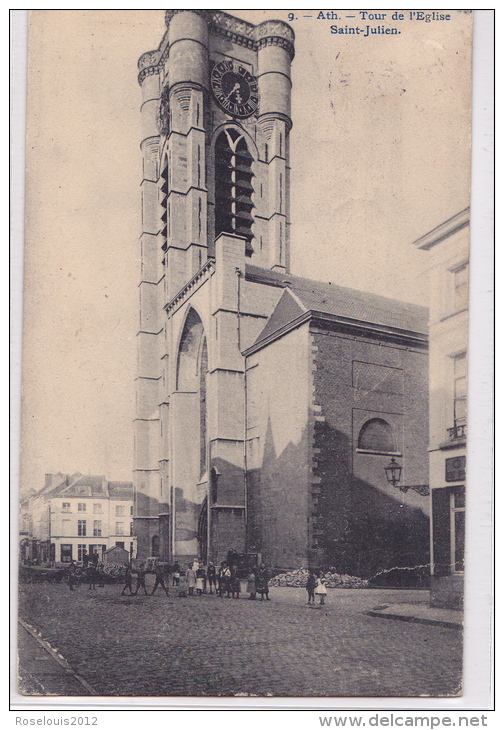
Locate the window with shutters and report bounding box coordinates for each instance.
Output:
[215,129,254,254]
[160,155,168,259]
[453,353,467,428]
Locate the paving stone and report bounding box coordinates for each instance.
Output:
[17,584,462,697]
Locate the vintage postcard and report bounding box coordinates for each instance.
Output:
[14,8,491,709]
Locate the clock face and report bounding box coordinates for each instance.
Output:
[211,60,259,118]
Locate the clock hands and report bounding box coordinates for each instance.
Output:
[225,82,243,104]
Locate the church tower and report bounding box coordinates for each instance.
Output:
[133,11,295,562]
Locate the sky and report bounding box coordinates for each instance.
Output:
[17,9,472,495]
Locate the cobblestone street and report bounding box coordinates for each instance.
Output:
[18,582,462,698]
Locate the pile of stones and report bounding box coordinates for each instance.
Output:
[269,567,369,589]
[102,563,126,579]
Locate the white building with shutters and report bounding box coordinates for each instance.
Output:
[23,473,136,565]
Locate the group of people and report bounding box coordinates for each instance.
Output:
[118,558,272,600]
[67,553,328,606]
[67,551,106,591]
[184,560,272,600]
[306,570,327,606]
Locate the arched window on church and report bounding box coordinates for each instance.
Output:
[215,129,254,255]
[177,308,205,391]
[358,418,396,454]
[176,308,208,475]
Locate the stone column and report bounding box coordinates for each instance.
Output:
[256,21,294,272]
[134,50,163,556]
[165,10,210,300]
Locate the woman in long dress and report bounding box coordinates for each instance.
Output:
[218,562,231,597]
[186,563,196,596]
[246,569,257,600]
[256,564,271,601]
[195,565,206,595]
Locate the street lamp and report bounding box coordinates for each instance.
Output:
[384,457,430,496]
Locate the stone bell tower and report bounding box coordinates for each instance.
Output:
[133,10,294,561]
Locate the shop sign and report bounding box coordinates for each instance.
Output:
[445,455,465,482]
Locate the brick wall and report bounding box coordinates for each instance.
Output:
[311,325,429,579]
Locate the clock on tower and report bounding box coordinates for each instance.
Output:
[211,60,259,118]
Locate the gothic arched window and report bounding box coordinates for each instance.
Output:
[176,308,205,391]
[176,308,208,475]
[215,129,254,254]
[358,418,396,453]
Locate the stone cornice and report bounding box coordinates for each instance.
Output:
[160,10,294,60]
[413,207,470,250]
[138,50,163,85]
[139,13,295,85]
[165,9,210,27]
[138,50,161,70]
[257,35,295,59]
[258,112,293,136]
[244,310,428,357]
[139,13,295,84]
[164,259,215,314]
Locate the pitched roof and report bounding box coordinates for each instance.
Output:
[32,473,71,498]
[245,265,428,351]
[251,288,305,344]
[62,475,107,498]
[108,481,134,501]
[31,474,134,502]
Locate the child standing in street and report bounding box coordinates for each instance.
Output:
[134,563,148,596]
[151,562,170,596]
[306,570,316,605]
[121,563,135,595]
[314,573,327,606]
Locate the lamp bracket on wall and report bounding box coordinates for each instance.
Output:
[384,457,430,496]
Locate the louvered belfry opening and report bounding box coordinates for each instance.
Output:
[160,158,169,257]
[215,129,255,255]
